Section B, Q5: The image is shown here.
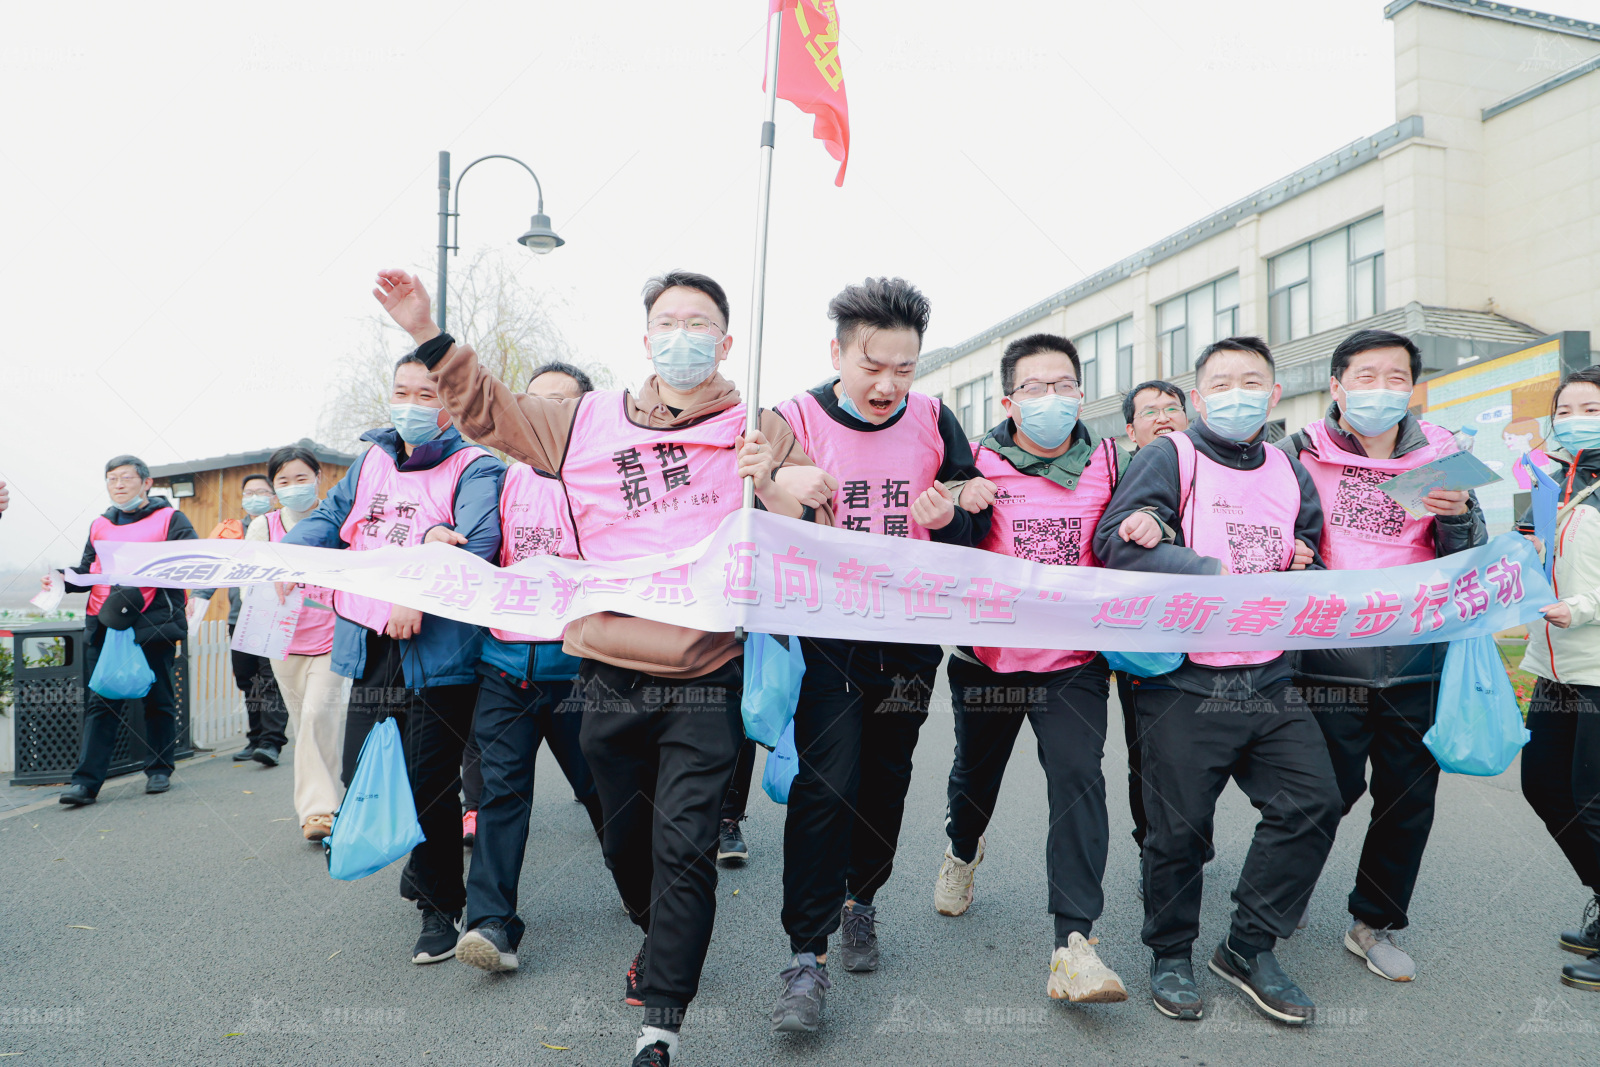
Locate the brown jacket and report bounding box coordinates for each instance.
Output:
[430,340,831,678]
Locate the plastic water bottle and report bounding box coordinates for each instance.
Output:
[1451,426,1478,453]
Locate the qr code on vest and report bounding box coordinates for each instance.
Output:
[1011,517,1082,566]
[1224,522,1284,574]
[1328,465,1405,538]
[511,525,563,563]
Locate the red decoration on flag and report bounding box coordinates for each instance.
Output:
[766,0,850,186]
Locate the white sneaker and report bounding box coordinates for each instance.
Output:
[1047,932,1128,1003]
[934,837,984,916]
[1344,920,1416,981]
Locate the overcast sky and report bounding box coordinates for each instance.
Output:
[7,0,1600,582]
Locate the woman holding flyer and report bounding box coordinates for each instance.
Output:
[249,444,349,842]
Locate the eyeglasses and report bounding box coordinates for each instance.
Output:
[1134,404,1185,421]
[1011,379,1080,399]
[105,473,144,486]
[648,316,725,338]
[242,489,275,499]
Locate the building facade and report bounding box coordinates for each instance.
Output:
[915,0,1600,514]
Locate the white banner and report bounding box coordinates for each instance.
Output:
[67,511,1552,653]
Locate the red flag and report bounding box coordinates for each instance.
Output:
[766,1,850,186]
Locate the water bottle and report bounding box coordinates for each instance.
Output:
[1451,426,1477,453]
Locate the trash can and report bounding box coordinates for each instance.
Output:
[9,623,192,786]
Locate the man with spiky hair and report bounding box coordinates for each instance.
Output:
[765,277,989,1034]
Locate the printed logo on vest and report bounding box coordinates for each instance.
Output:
[1209,494,1244,515]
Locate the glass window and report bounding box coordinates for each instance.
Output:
[1268,214,1384,345]
[955,374,992,438]
[1310,229,1348,334]
[1156,274,1237,377]
[1072,317,1133,401]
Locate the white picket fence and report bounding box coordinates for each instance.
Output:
[188,620,247,749]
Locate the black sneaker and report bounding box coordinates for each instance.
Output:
[145,773,170,794]
[411,909,460,964]
[232,746,257,761]
[625,939,647,1006]
[632,1040,671,1067]
[457,919,519,972]
[771,952,831,1033]
[1149,955,1203,1020]
[1208,940,1314,1025]
[1562,950,1600,992]
[1560,897,1600,955]
[59,785,97,807]
[717,818,749,866]
[837,899,879,972]
[252,744,280,768]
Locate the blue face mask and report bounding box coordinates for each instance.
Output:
[1340,388,1413,437]
[114,495,146,513]
[1200,387,1272,442]
[274,483,319,513]
[1012,394,1080,451]
[1553,416,1600,454]
[838,385,906,423]
[241,493,275,517]
[650,329,721,391]
[391,403,444,446]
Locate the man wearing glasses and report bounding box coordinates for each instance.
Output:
[56,455,206,806]
[932,334,1130,1003]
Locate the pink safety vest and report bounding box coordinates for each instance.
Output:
[971,437,1119,674]
[776,389,944,539]
[265,509,337,656]
[561,391,746,562]
[334,444,490,632]
[1171,430,1300,668]
[86,508,176,616]
[492,462,579,642]
[1297,418,1454,570]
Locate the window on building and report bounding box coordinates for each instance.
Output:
[1072,318,1133,402]
[1156,273,1239,377]
[1268,213,1384,345]
[955,374,993,438]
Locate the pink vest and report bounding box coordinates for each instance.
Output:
[1297,418,1453,571]
[562,392,745,562]
[1171,430,1299,668]
[87,508,176,616]
[971,437,1119,674]
[493,462,579,642]
[776,389,944,539]
[334,444,489,632]
[265,510,337,656]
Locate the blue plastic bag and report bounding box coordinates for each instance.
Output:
[761,720,800,804]
[1103,650,1184,678]
[1423,636,1531,776]
[325,718,426,880]
[88,627,156,700]
[741,633,806,748]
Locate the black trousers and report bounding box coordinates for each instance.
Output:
[578,658,744,1025]
[231,643,288,751]
[1116,671,1149,852]
[460,677,596,814]
[946,655,1111,943]
[1522,679,1600,894]
[464,670,600,947]
[73,635,180,792]
[341,632,478,915]
[1302,679,1440,930]
[1136,680,1341,958]
[721,738,757,821]
[782,639,939,955]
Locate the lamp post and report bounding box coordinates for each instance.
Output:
[435,150,565,332]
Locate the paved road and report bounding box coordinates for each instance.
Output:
[2,678,1595,1066]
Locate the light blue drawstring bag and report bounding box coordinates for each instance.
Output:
[1103,650,1184,678]
[761,720,801,804]
[740,633,805,747]
[1423,636,1531,776]
[88,627,156,699]
[325,718,426,880]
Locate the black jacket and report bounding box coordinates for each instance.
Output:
[78,497,199,646]
[1279,407,1487,687]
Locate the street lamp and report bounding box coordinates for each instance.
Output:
[436,150,565,332]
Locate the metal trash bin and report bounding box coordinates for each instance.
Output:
[9,623,192,786]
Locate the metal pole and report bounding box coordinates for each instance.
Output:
[742,7,782,510]
[436,151,451,333]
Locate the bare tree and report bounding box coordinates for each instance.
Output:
[319,249,611,452]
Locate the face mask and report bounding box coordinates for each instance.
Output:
[114,495,146,513]
[1201,387,1271,442]
[391,403,444,445]
[275,483,319,512]
[1012,394,1080,450]
[241,494,274,517]
[650,329,720,391]
[838,387,906,423]
[1339,387,1412,437]
[1552,415,1600,454]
